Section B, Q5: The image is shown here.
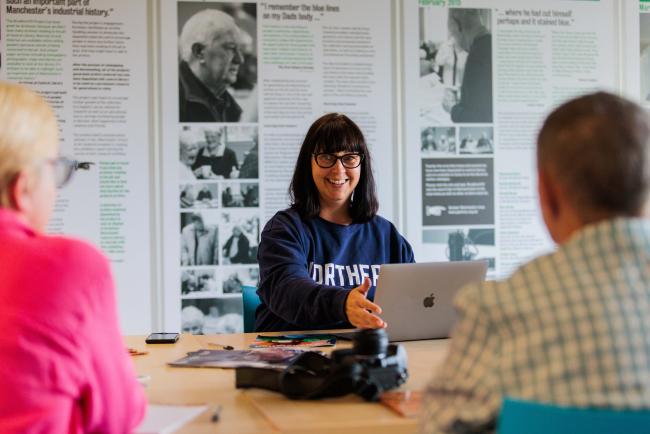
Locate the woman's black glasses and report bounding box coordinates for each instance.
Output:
[313,153,363,169]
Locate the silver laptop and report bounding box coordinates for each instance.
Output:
[374,261,488,342]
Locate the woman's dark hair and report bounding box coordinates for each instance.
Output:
[289,113,379,222]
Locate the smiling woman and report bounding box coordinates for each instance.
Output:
[290,113,378,224]
[255,113,415,332]
[311,151,363,219]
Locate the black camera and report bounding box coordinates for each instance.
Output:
[235,328,408,401]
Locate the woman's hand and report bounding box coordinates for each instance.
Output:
[345,277,386,329]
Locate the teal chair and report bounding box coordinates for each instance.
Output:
[242,285,261,333]
[498,398,650,434]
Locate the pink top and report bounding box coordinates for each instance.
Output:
[0,209,146,433]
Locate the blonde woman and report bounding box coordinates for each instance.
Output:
[0,82,146,432]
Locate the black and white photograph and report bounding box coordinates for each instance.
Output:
[179,125,258,181]
[220,212,259,265]
[226,125,259,179]
[180,211,220,266]
[181,269,221,297]
[419,8,492,124]
[178,2,258,122]
[179,126,200,181]
[180,183,220,209]
[641,13,650,103]
[459,126,493,155]
[422,227,495,270]
[181,297,244,334]
[222,267,259,294]
[222,182,259,207]
[421,126,456,156]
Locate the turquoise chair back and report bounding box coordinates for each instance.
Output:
[498,398,650,434]
[242,285,261,333]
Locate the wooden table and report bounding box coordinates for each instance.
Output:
[125,333,450,434]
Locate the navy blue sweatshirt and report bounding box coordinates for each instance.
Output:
[255,209,415,331]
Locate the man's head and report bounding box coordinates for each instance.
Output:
[537,91,650,243]
[181,305,204,334]
[191,213,205,232]
[199,273,212,287]
[208,305,220,318]
[180,130,198,165]
[448,9,487,52]
[179,9,244,95]
[203,127,224,152]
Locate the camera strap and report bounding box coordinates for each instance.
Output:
[236,351,371,400]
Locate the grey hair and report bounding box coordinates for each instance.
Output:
[537,91,650,220]
[179,128,197,158]
[179,9,237,62]
[201,125,224,136]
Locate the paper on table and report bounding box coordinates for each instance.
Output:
[379,391,422,418]
[134,404,207,434]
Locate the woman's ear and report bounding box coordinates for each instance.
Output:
[8,169,31,212]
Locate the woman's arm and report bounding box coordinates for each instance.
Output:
[390,221,416,263]
[257,214,350,327]
[76,245,147,433]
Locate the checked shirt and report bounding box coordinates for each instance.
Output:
[420,218,650,434]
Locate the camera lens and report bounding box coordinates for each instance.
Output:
[353,328,389,357]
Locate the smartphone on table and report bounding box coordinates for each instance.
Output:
[145,333,180,344]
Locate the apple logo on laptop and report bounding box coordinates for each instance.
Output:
[423,293,435,308]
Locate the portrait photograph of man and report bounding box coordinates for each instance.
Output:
[178,3,258,123]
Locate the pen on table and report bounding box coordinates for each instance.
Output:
[207,342,234,350]
[127,347,148,356]
[211,404,222,423]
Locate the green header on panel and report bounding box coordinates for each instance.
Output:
[419,0,461,7]
[642,0,650,13]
